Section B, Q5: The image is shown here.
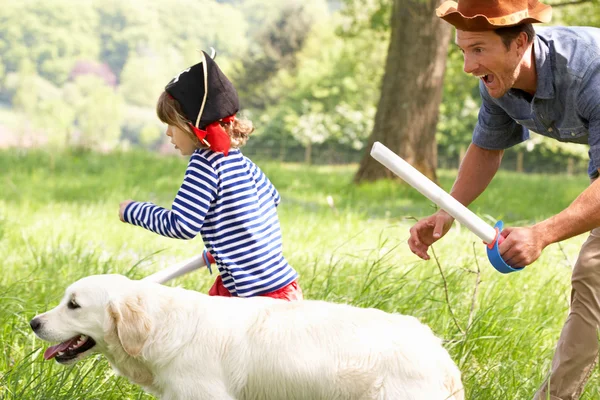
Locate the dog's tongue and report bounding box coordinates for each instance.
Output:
[43,337,78,360]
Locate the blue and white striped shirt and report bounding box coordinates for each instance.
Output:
[124,148,298,297]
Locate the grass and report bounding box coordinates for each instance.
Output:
[0,148,595,399]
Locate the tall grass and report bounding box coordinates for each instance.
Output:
[0,149,595,399]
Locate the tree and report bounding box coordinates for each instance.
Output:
[552,0,599,26]
[0,1,99,85]
[120,54,167,107]
[354,0,451,183]
[232,0,329,110]
[65,75,125,150]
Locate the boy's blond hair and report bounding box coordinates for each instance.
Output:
[156,91,254,149]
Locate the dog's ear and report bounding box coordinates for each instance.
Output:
[106,295,152,357]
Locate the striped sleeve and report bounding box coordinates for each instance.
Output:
[253,164,280,207]
[270,179,281,207]
[123,153,218,239]
[265,175,281,207]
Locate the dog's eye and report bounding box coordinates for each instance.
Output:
[68,299,80,310]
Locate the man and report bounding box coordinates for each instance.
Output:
[408,0,600,399]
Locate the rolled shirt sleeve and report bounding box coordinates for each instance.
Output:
[472,81,530,150]
[578,58,600,177]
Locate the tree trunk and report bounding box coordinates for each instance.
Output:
[279,134,286,162]
[516,151,524,172]
[304,141,312,165]
[354,0,452,184]
[567,157,574,175]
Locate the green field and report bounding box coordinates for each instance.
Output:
[0,149,595,399]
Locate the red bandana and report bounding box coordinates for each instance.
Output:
[189,115,236,156]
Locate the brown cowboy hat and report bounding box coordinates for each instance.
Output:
[436,0,552,31]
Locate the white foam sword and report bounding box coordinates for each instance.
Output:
[370,141,521,273]
[143,251,214,284]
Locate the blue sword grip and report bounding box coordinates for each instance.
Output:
[486,220,523,274]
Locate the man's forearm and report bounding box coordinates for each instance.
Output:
[535,177,600,246]
[448,143,503,208]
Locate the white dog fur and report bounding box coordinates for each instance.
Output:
[31,274,464,400]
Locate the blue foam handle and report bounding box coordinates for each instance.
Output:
[486,220,523,274]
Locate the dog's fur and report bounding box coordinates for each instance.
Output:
[31,274,464,400]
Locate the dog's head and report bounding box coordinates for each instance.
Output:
[30,274,154,365]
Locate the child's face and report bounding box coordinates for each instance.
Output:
[166,125,197,156]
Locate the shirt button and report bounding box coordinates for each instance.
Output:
[571,132,576,136]
[548,128,553,132]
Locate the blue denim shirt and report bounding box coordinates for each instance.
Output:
[473,26,600,177]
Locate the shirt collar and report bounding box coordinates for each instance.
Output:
[533,34,554,99]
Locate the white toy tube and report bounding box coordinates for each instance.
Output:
[142,254,207,284]
[370,141,497,244]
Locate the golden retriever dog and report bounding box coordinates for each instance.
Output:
[30,274,463,400]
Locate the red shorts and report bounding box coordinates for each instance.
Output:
[208,275,303,301]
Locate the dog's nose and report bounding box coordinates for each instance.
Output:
[30,317,42,332]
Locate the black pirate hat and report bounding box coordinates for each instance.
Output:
[165,50,239,130]
[164,50,239,154]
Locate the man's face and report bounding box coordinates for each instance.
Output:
[455,30,523,98]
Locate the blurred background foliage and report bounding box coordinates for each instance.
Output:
[0,0,598,171]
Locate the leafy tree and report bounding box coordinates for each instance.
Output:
[552,0,599,27]
[247,8,385,163]
[120,54,170,108]
[69,60,117,87]
[287,17,383,162]
[155,0,249,66]
[95,0,160,81]
[436,43,480,161]
[121,105,165,148]
[8,59,76,148]
[11,60,39,116]
[355,0,452,182]
[0,1,99,85]
[338,0,393,36]
[139,124,163,148]
[35,98,76,148]
[0,61,5,88]
[232,0,329,109]
[65,75,125,150]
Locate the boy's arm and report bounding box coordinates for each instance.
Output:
[121,154,218,240]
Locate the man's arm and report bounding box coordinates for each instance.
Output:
[448,143,504,206]
[409,81,520,260]
[545,56,600,240]
[500,57,600,267]
[533,177,600,245]
[500,176,600,268]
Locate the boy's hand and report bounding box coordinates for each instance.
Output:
[119,200,134,222]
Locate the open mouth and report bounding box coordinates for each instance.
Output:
[43,334,97,364]
[480,74,494,85]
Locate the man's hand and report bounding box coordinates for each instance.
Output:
[498,225,548,268]
[408,210,455,260]
[119,200,134,222]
